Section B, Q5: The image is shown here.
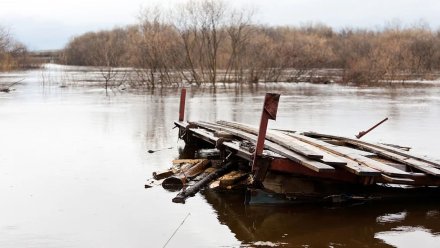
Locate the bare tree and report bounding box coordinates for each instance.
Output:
[175,0,228,86]
[136,6,183,88]
[89,29,128,95]
[223,8,254,84]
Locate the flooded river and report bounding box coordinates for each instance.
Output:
[1,65,440,247]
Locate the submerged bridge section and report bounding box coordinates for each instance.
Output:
[175,89,440,188]
[176,120,440,187]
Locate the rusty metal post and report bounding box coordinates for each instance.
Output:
[356,117,388,139]
[179,88,186,122]
[252,93,280,181]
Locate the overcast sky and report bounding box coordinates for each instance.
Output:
[1,0,440,50]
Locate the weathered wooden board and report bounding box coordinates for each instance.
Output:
[196,122,335,173]
[214,121,350,165]
[218,171,249,187]
[303,131,440,168]
[346,142,440,176]
[202,121,324,160]
[380,174,415,184]
[307,132,440,176]
[338,152,410,177]
[217,121,381,177]
[327,145,376,157]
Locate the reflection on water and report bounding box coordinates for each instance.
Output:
[0,65,439,247]
[203,190,440,247]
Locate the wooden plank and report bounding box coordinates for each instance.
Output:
[189,128,219,145]
[303,131,440,168]
[174,121,190,128]
[380,175,415,184]
[217,121,381,177]
[339,152,410,177]
[269,132,344,165]
[345,142,440,177]
[222,141,253,161]
[218,171,249,187]
[196,122,335,173]
[327,145,376,157]
[172,159,206,165]
[202,121,324,160]
[306,133,440,176]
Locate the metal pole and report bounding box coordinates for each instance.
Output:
[252,93,280,173]
[356,117,388,139]
[179,88,186,122]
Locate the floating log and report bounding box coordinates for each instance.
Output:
[0,79,24,93]
[172,161,235,203]
[152,160,203,185]
[209,171,250,190]
[153,170,174,180]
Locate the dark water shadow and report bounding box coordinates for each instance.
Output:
[202,189,440,247]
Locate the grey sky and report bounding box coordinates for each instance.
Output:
[1,0,440,50]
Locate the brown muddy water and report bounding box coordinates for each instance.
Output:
[1,64,440,247]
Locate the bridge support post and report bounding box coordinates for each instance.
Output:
[252,93,280,184]
[179,88,186,122]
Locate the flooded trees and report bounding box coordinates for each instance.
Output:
[61,0,440,87]
[0,26,28,71]
[64,28,129,95]
[93,29,128,95]
[175,0,229,86]
[135,7,183,88]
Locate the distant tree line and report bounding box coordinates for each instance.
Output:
[62,0,440,86]
[0,25,29,71]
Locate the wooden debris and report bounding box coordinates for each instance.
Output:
[214,131,234,139]
[172,161,235,203]
[217,121,380,176]
[172,120,440,192]
[218,171,249,187]
[200,121,324,160]
[196,122,335,173]
[172,159,206,165]
[162,159,211,191]
[153,170,174,180]
[303,131,440,168]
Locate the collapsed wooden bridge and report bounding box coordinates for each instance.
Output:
[176,120,440,186]
[150,90,440,204]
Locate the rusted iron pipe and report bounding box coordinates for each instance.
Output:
[252,93,280,173]
[356,117,389,139]
[179,88,186,122]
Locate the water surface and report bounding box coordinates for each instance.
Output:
[1,65,439,247]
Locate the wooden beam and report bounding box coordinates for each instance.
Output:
[217,121,382,177]
[346,142,440,177]
[205,121,324,160]
[195,122,335,173]
[303,131,440,168]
